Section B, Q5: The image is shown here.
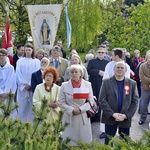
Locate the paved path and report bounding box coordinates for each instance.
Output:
[91,110,150,144]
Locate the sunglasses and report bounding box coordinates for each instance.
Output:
[98,52,105,54]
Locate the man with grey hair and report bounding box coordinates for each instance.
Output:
[49,45,68,86]
[84,53,94,68]
[100,48,131,139]
[31,57,50,93]
[99,61,138,144]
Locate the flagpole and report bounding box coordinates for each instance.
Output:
[6,5,10,17]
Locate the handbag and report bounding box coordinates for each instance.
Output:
[86,96,99,118]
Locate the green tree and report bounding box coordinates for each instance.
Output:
[66,0,102,52]
[0,0,32,44]
[100,0,150,56]
[0,0,103,52]
[2,0,150,55]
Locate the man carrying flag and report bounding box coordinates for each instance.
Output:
[2,17,14,66]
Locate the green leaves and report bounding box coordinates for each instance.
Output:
[100,1,150,56]
[57,0,102,52]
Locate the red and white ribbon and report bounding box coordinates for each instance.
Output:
[124,85,130,95]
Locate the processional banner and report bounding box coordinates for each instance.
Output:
[26,4,63,52]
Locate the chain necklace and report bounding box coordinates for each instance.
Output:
[44,83,53,92]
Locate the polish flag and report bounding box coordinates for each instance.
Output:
[2,17,14,66]
[73,88,89,99]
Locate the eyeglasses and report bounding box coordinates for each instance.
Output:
[97,52,105,54]
[0,55,6,57]
[45,74,53,78]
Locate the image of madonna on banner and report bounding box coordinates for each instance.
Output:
[40,18,51,45]
[26,4,62,52]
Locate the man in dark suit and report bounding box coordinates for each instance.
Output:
[31,57,50,93]
[13,44,24,70]
[99,61,139,144]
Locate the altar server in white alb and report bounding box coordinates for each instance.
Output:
[0,48,17,118]
[16,43,40,122]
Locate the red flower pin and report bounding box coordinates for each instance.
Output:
[124,85,130,95]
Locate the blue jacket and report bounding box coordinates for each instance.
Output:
[31,69,43,93]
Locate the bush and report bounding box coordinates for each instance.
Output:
[1,91,150,150]
[0,92,70,150]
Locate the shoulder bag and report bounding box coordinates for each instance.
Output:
[86,96,99,118]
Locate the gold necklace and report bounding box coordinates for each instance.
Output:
[44,83,53,92]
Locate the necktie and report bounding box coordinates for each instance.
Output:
[54,59,58,68]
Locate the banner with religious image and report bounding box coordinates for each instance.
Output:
[26,4,63,52]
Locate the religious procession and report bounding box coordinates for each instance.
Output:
[0,0,150,149]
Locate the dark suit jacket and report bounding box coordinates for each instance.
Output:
[13,54,19,70]
[61,48,66,59]
[31,69,43,92]
[87,57,109,100]
[99,76,139,128]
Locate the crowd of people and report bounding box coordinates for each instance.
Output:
[0,39,149,146]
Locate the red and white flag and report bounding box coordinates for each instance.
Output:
[2,17,14,66]
[73,88,89,99]
[2,18,13,56]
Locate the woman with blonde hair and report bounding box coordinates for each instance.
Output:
[60,64,94,146]
[68,48,78,64]
[63,54,88,81]
[35,48,45,60]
